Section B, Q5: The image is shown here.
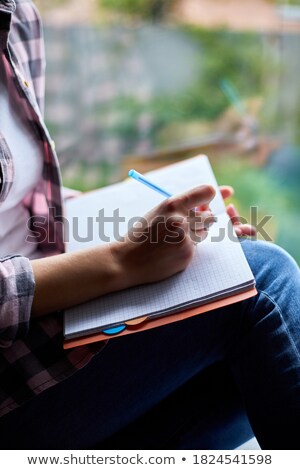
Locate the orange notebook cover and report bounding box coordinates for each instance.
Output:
[64,288,257,349]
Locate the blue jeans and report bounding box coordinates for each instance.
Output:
[0,240,300,449]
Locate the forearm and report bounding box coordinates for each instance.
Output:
[30,244,126,317]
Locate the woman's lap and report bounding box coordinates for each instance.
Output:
[0,239,299,449]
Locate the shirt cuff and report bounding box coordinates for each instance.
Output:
[0,255,35,348]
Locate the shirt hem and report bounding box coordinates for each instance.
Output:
[0,343,107,417]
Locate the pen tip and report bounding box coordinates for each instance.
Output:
[128,169,135,177]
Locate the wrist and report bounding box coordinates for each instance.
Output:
[108,241,137,291]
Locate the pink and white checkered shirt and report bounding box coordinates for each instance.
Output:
[0,0,103,418]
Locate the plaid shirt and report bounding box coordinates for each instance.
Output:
[0,0,103,418]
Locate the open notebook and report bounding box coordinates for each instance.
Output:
[63,155,256,347]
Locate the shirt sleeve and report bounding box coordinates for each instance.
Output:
[0,255,35,348]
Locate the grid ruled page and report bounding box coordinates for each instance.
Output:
[64,211,254,339]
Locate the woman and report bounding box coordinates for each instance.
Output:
[0,0,300,450]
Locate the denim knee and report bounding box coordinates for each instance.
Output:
[226,240,300,361]
[241,239,299,303]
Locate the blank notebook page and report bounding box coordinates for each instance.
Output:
[64,210,254,339]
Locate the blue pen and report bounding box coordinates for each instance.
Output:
[128,169,172,198]
[128,169,216,217]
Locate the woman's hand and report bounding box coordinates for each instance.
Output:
[220,185,256,237]
[111,184,216,287]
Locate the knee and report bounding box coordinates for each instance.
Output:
[241,239,299,294]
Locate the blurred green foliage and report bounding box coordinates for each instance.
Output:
[62,161,116,192]
[181,27,264,119]
[91,27,264,149]
[280,0,300,5]
[99,0,172,21]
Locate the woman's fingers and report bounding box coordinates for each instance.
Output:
[235,224,257,237]
[195,185,234,213]
[189,210,217,231]
[220,185,234,200]
[191,229,209,244]
[227,204,257,237]
[226,203,241,224]
[174,185,233,213]
[154,185,257,242]
[167,185,216,215]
